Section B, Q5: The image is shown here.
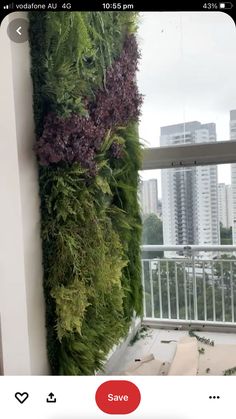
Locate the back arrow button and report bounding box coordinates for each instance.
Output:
[16,26,22,36]
[7,18,29,43]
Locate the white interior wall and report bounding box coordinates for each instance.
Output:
[0,12,49,375]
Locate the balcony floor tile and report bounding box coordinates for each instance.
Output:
[105,328,236,375]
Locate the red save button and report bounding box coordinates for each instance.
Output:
[95,380,141,414]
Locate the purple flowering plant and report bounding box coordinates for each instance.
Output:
[36,34,143,175]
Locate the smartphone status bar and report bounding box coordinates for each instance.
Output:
[0,0,235,13]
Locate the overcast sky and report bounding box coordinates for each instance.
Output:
[137,12,236,190]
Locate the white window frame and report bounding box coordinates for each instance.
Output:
[142,140,236,170]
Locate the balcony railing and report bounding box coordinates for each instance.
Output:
[141,245,236,328]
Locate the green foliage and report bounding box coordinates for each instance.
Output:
[220,222,232,245]
[51,281,90,340]
[59,279,129,375]
[109,123,143,318]
[28,12,48,136]
[142,213,163,259]
[29,12,143,375]
[142,213,163,245]
[40,164,129,373]
[29,11,139,134]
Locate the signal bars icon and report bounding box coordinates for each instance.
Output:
[4,3,14,9]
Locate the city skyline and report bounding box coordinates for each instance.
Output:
[140,114,236,247]
[137,12,236,186]
[230,111,236,244]
[140,110,235,197]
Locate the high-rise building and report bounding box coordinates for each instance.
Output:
[226,185,232,228]
[157,200,162,220]
[218,183,232,229]
[230,110,236,244]
[140,179,158,216]
[160,121,219,248]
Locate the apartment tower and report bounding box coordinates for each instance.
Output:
[140,179,158,216]
[218,183,232,229]
[230,110,236,244]
[161,121,219,247]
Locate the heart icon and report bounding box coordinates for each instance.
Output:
[15,392,29,404]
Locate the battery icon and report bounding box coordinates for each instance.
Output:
[219,2,233,8]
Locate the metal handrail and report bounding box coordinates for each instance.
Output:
[141,245,236,252]
[141,246,236,327]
